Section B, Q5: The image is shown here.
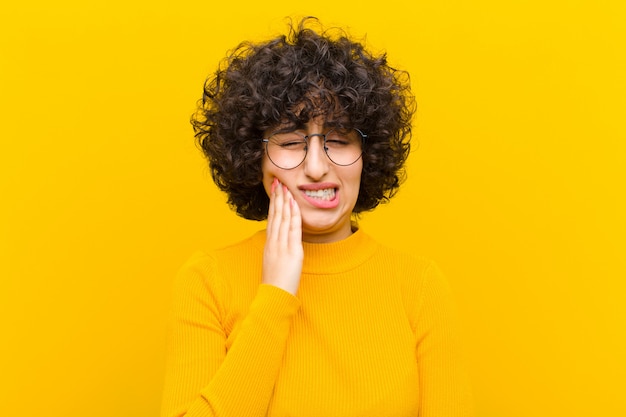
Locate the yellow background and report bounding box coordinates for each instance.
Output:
[1,1,624,416]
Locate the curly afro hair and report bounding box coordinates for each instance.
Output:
[192,17,416,221]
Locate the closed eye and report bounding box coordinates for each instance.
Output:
[279,140,307,149]
[269,131,307,149]
[325,139,351,147]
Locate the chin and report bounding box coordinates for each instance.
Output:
[301,221,337,234]
[301,211,338,227]
[301,213,349,233]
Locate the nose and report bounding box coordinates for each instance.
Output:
[303,134,330,180]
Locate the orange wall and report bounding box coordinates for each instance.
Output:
[1,1,625,416]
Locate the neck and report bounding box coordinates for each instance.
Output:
[301,222,355,243]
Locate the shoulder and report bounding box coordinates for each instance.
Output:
[173,230,266,296]
[364,234,451,317]
[367,235,438,281]
[181,230,264,270]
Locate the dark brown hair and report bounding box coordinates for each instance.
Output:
[192,17,415,220]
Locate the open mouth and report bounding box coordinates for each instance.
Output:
[303,188,336,201]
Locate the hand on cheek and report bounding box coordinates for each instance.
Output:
[262,178,303,296]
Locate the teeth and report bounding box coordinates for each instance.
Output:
[304,188,336,200]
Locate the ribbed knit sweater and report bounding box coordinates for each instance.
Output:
[161,229,473,417]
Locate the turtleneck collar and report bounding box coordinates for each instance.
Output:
[251,228,379,275]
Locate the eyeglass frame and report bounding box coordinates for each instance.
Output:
[261,128,367,170]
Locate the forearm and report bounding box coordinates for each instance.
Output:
[161,284,300,417]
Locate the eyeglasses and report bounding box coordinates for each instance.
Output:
[262,128,366,170]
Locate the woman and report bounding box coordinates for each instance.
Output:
[161,18,473,417]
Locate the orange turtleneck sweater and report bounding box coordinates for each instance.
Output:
[161,229,473,417]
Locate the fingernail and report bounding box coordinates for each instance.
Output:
[271,178,278,193]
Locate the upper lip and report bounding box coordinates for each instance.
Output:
[298,182,339,191]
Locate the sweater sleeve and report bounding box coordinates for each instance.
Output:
[414,261,474,417]
[160,253,301,417]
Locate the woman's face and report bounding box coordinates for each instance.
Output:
[262,118,363,243]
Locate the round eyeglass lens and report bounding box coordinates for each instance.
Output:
[324,129,364,166]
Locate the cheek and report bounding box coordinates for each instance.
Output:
[261,157,275,195]
[261,155,298,193]
[349,164,364,194]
